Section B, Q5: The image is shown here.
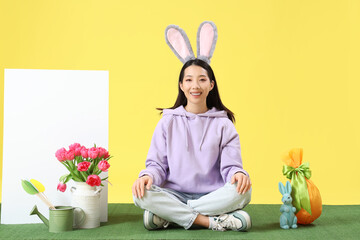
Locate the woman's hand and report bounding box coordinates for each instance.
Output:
[231,172,251,194]
[132,175,153,198]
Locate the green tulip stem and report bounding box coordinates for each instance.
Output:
[80,171,88,181]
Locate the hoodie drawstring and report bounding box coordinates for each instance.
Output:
[199,116,210,151]
[184,113,191,151]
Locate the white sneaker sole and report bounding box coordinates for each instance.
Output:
[143,210,153,230]
[236,210,252,231]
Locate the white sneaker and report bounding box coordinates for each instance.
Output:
[212,210,252,232]
[143,210,169,230]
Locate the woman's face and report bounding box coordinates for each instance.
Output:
[180,65,214,107]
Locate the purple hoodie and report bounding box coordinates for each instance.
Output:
[139,105,248,194]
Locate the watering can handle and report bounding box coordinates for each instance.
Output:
[70,186,76,193]
[94,187,102,195]
[73,207,86,228]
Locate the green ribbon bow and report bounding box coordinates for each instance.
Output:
[282,162,312,214]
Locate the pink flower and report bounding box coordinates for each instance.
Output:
[55,148,67,162]
[57,183,67,192]
[80,147,88,158]
[97,147,108,158]
[74,147,82,157]
[65,150,75,160]
[103,152,110,159]
[77,161,91,171]
[86,175,101,186]
[69,143,81,151]
[88,147,99,159]
[98,160,110,172]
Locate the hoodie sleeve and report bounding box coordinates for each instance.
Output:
[138,116,169,186]
[220,120,249,183]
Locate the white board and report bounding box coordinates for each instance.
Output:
[1,69,109,224]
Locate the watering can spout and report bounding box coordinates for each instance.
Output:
[30,205,49,227]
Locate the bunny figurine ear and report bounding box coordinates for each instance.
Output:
[286,181,292,194]
[165,24,195,64]
[279,182,285,195]
[197,21,218,64]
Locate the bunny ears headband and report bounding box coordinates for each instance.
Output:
[165,21,218,65]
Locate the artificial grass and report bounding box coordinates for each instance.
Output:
[0,204,359,239]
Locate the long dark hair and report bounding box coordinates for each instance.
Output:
[157,59,235,123]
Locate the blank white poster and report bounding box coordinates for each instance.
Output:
[1,69,109,224]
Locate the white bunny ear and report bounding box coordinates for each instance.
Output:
[197,21,218,64]
[165,24,195,64]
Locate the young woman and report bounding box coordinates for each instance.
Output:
[132,22,252,231]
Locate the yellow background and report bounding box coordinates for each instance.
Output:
[0,0,359,205]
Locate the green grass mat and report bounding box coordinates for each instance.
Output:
[1,204,359,239]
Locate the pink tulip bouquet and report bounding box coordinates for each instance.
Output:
[55,143,111,192]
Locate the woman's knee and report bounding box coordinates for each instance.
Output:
[133,185,162,209]
[225,182,248,197]
[225,183,252,208]
[133,188,152,208]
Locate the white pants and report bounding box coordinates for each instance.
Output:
[133,182,252,229]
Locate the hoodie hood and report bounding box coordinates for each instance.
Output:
[163,106,228,151]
